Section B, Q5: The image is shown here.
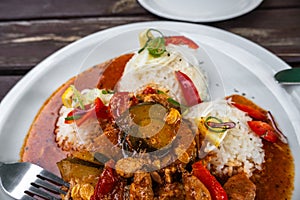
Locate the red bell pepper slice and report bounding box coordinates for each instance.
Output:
[64,109,83,124]
[65,98,110,126]
[91,160,119,200]
[142,86,157,95]
[192,161,228,200]
[231,103,267,121]
[175,70,201,106]
[94,97,111,120]
[165,36,199,49]
[64,108,95,126]
[247,121,278,143]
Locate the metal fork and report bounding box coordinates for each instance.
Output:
[0,161,69,200]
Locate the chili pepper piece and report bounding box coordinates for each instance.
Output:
[192,161,228,200]
[64,103,103,126]
[247,121,278,143]
[175,70,201,106]
[64,109,87,124]
[142,86,157,95]
[91,160,118,200]
[232,103,267,121]
[94,97,111,120]
[165,36,199,49]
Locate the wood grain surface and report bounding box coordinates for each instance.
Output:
[0,0,299,101]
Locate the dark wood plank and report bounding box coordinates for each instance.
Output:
[0,16,157,72]
[0,0,299,21]
[261,0,300,8]
[1,8,299,72]
[213,8,300,64]
[0,75,22,101]
[0,0,147,20]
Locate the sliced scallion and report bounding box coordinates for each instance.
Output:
[167,97,181,107]
[204,116,235,133]
[65,115,82,121]
[157,90,165,94]
[138,29,166,57]
[102,89,114,94]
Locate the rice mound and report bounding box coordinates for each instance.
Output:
[55,106,101,151]
[186,99,265,177]
[117,45,209,103]
[209,121,265,177]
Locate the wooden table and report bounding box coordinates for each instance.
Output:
[0,0,299,101]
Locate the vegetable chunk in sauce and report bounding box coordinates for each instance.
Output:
[21,29,294,200]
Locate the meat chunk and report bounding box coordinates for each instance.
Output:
[183,173,211,200]
[115,157,144,178]
[158,182,185,200]
[87,123,123,161]
[223,173,256,200]
[130,172,154,200]
[90,160,126,200]
[173,121,197,164]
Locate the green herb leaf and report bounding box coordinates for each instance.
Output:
[157,90,165,94]
[138,29,166,57]
[65,115,82,121]
[167,98,181,107]
[147,37,166,57]
[102,89,114,94]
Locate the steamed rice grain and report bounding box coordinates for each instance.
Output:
[187,99,265,177]
[117,45,209,103]
[55,106,102,151]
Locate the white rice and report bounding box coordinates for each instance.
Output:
[55,106,102,151]
[55,46,264,178]
[186,99,265,177]
[117,45,209,103]
[55,88,113,151]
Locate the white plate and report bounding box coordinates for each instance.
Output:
[138,0,263,22]
[0,21,299,199]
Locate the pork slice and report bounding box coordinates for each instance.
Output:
[223,173,256,200]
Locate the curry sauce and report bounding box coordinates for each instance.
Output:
[20,53,295,199]
[21,54,133,175]
[251,141,294,200]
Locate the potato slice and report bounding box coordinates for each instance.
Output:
[57,157,102,184]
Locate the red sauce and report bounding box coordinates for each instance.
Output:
[20,53,294,199]
[20,54,133,175]
[251,141,294,200]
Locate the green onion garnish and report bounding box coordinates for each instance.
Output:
[65,115,82,121]
[138,29,166,57]
[167,97,181,107]
[204,116,235,133]
[102,89,114,94]
[157,90,165,94]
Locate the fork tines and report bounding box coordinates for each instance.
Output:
[24,169,69,200]
[39,169,70,188]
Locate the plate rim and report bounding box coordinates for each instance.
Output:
[1,21,290,116]
[0,21,298,199]
[137,0,263,22]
